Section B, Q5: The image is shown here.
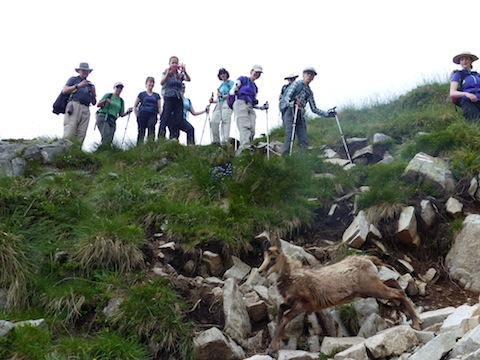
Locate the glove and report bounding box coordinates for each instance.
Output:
[327,108,337,118]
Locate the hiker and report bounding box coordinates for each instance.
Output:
[158,55,191,140]
[450,51,480,123]
[281,66,336,154]
[175,84,209,145]
[95,82,133,146]
[134,77,162,144]
[209,67,235,145]
[229,64,269,155]
[62,62,97,145]
[279,73,298,124]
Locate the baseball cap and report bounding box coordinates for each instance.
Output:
[114,82,124,88]
[303,67,317,75]
[252,64,263,73]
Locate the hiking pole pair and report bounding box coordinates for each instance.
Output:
[264,102,270,159]
[200,106,211,144]
[332,107,353,164]
[122,111,132,145]
[289,105,299,155]
[200,93,214,144]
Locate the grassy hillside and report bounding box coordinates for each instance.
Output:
[2,79,480,359]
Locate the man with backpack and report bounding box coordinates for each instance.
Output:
[229,64,269,155]
[62,62,97,145]
[450,51,480,123]
[96,82,133,146]
[278,73,298,123]
[280,66,336,155]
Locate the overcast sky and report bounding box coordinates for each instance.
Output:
[0,0,469,150]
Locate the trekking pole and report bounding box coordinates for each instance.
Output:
[264,102,270,160]
[200,93,214,144]
[200,108,210,144]
[289,105,299,155]
[122,111,131,145]
[333,107,353,164]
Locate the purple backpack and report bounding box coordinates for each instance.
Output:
[227,94,236,109]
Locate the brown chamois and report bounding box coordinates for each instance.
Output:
[256,232,421,356]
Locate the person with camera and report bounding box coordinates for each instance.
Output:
[280,66,336,155]
[95,82,133,147]
[158,56,191,140]
[62,62,97,145]
[229,64,269,155]
[134,76,162,144]
[209,67,235,145]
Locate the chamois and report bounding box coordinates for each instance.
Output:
[257,232,420,355]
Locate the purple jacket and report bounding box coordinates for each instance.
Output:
[236,76,258,104]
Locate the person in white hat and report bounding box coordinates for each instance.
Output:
[62,62,97,145]
[280,66,336,155]
[95,82,133,146]
[229,64,269,155]
[450,51,480,122]
[278,73,299,122]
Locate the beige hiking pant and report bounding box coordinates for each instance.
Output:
[63,101,91,144]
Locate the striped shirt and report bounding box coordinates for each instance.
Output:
[283,79,328,117]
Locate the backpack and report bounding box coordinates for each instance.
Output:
[52,91,70,115]
[451,70,476,107]
[53,77,83,115]
[227,77,258,109]
[227,94,236,109]
[96,93,124,119]
[279,81,304,111]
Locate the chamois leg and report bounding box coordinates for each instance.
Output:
[268,302,304,357]
[276,303,291,325]
[363,280,421,330]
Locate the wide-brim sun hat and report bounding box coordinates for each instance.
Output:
[453,51,479,64]
[303,66,317,75]
[252,64,263,73]
[114,82,124,88]
[284,73,299,80]
[75,62,93,72]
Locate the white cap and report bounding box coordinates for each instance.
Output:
[252,64,263,73]
[114,82,124,88]
[303,67,317,75]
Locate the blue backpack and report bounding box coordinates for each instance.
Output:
[279,81,304,112]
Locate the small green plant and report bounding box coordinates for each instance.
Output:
[73,233,145,275]
[447,217,464,243]
[338,303,360,335]
[52,144,102,172]
[37,276,107,328]
[317,353,330,360]
[0,323,52,360]
[110,277,194,359]
[0,231,31,309]
[52,330,150,360]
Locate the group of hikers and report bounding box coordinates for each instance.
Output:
[59,50,479,155]
[60,56,337,155]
